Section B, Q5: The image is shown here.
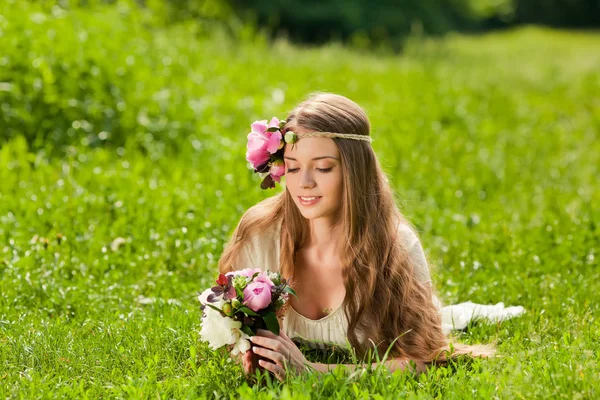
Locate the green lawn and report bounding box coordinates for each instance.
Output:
[0,3,599,398]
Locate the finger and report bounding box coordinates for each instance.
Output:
[259,359,285,381]
[256,329,280,340]
[250,336,283,352]
[256,329,287,349]
[241,353,252,374]
[243,360,252,375]
[280,329,294,345]
[253,346,286,367]
[245,350,259,374]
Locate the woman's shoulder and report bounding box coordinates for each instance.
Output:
[396,221,431,285]
[233,215,282,273]
[396,222,421,248]
[250,215,283,247]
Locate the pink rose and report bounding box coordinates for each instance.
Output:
[245,117,283,169]
[243,281,273,312]
[266,130,282,153]
[227,268,275,286]
[246,137,270,168]
[236,268,262,279]
[266,117,280,130]
[254,271,274,286]
[270,159,285,183]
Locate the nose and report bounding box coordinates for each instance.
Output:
[299,169,316,189]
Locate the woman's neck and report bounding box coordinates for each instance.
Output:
[306,217,342,260]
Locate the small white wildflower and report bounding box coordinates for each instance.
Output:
[111,237,127,251]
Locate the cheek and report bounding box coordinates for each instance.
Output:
[284,174,298,192]
[323,173,343,196]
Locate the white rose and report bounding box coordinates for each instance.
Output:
[199,306,252,356]
[199,307,240,350]
[230,332,251,356]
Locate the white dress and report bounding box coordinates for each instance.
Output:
[232,218,525,350]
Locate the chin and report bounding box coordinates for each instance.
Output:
[298,206,333,221]
[299,211,321,220]
[296,208,317,219]
[293,203,320,220]
[292,197,338,221]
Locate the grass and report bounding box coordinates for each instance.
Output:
[0,3,599,398]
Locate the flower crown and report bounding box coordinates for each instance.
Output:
[246,117,373,189]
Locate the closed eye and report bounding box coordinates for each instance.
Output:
[286,168,333,173]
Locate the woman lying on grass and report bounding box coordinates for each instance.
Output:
[217,92,497,380]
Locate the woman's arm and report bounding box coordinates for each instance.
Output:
[309,358,428,374]
[251,329,430,380]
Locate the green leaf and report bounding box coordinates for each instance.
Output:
[284,287,298,298]
[241,325,255,336]
[263,311,280,335]
[239,306,259,316]
[205,303,224,314]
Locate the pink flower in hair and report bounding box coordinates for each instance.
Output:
[267,130,282,153]
[246,117,283,169]
[267,117,280,129]
[270,159,285,183]
[246,122,270,168]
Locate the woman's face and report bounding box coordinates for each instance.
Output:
[283,135,343,221]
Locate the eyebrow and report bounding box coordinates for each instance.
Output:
[283,156,340,161]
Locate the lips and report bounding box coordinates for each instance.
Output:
[298,196,322,206]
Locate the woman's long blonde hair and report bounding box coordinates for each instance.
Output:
[219,92,493,363]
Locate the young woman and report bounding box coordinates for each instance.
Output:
[218,92,522,380]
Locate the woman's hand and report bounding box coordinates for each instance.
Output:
[249,329,312,381]
[240,348,258,376]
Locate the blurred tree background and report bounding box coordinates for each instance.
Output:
[135,0,600,47]
[20,0,600,46]
[1,0,598,151]
[143,0,600,39]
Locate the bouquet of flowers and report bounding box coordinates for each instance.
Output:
[198,268,296,356]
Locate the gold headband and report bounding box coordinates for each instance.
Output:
[286,131,373,143]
